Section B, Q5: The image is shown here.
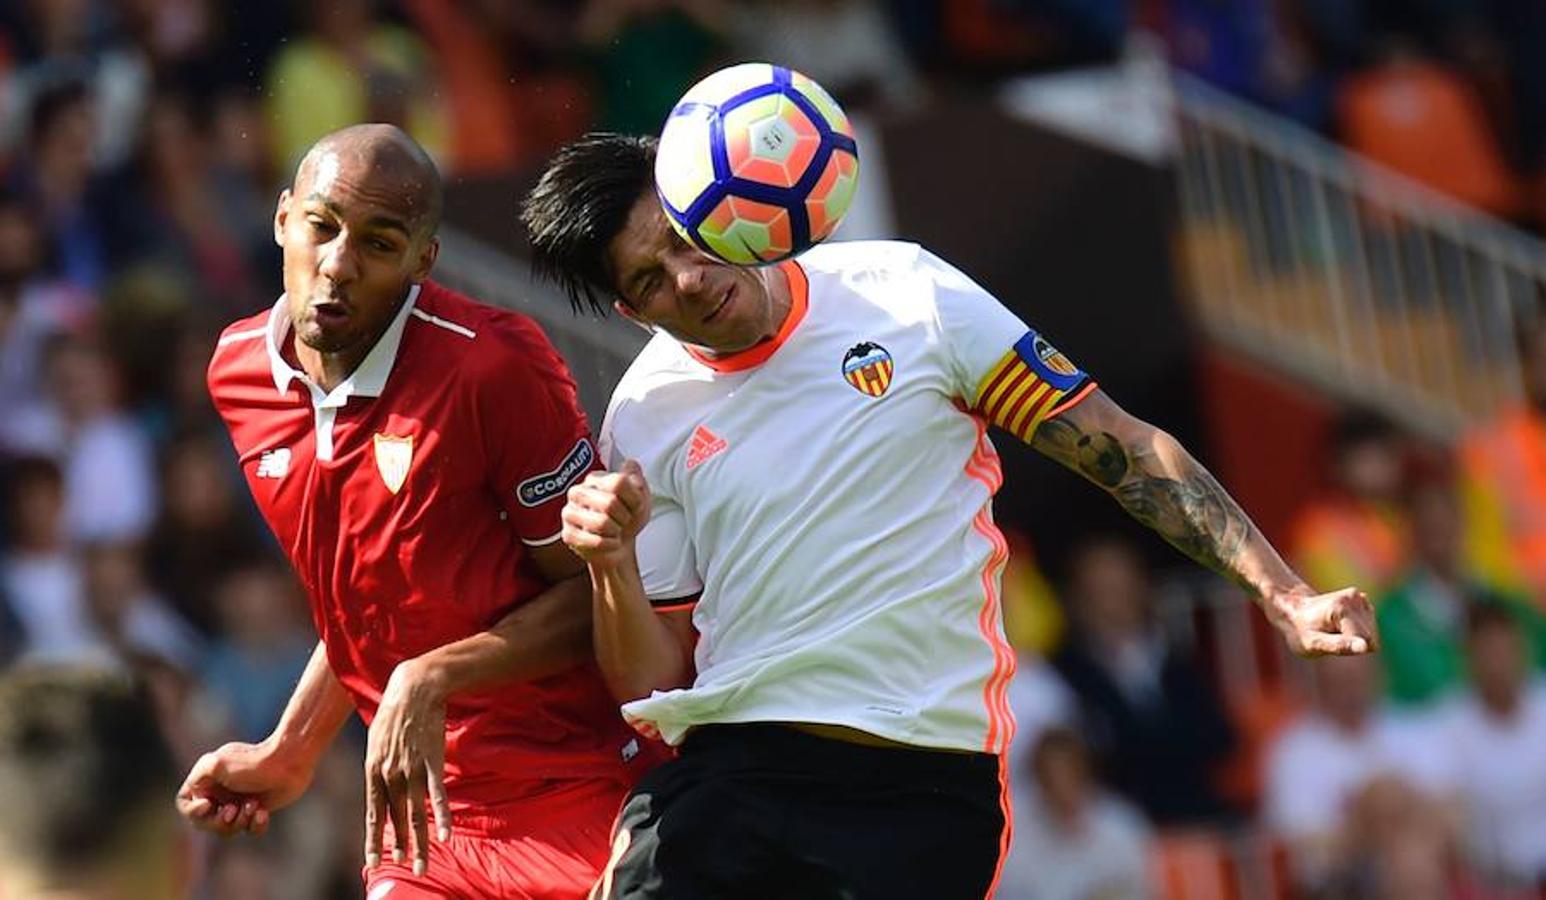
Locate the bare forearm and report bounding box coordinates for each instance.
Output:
[412,575,592,698]
[268,642,355,768]
[1116,429,1306,598]
[590,554,693,702]
[1034,415,1309,601]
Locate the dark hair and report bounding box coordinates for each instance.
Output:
[1331,408,1400,455]
[6,454,64,493]
[0,667,177,873]
[28,76,92,147]
[1465,601,1521,639]
[522,133,657,316]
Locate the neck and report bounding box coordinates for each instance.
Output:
[697,265,793,359]
[291,291,407,392]
[293,336,363,393]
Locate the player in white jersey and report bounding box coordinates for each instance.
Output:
[522,134,1379,899]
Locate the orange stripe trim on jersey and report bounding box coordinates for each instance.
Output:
[685,259,809,373]
[1044,381,1098,421]
[984,754,1014,900]
[651,601,698,614]
[964,415,1017,756]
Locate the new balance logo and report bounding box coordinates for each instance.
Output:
[686,425,727,470]
[256,447,290,478]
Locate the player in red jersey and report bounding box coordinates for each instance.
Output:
[175,124,657,899]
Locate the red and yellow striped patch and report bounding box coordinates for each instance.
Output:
[844,358,894,396]
[974,351,1073,441]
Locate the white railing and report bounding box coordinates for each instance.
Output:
[1172,72,1546,439]
[433,227,648,424]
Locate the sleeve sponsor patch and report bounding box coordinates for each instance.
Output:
[516,438,595,507]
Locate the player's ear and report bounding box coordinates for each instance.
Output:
[273,189,291,248]
[410,236,439,283]
[612,299,652,333]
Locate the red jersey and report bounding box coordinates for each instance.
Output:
[208,281,644,830]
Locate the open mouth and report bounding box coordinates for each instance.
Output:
[703,286,734,324]
[310,301,350,328]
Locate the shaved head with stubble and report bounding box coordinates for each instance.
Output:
[275,124,444,389]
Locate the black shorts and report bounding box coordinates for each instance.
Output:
[593,723,1007,900]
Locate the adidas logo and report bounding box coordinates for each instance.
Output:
[686,425,727,470]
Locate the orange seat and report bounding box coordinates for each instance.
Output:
[1150,831,1233,900]
[1338,60,1521,217]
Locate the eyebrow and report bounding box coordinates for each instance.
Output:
[304,193,413,238]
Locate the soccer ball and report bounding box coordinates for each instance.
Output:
[655,62,860,266]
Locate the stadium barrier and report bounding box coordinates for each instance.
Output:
[1172,72,1546,440]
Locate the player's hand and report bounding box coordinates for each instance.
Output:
[365,657,451,877]
[1267,586,1379,656]
[562,460,652,568]
[175,740,313,838]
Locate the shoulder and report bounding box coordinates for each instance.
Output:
[206,307,274,390]
[600,334,699,447]
[411,281,571,385]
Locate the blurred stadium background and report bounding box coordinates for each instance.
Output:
[2,1,1546,897]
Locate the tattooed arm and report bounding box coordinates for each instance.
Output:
[1029,389,1378,656]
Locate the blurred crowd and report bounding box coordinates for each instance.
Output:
[0,1,1544,899]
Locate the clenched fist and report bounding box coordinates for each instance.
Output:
[562,460,652,568]
[1267,586,1380,656]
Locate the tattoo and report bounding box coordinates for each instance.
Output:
[1031,409,1254,582]
[1111,445,1253,577]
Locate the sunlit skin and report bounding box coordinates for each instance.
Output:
[275,124,439,392]
[605,191,792,355]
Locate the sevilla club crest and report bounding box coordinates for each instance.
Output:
[373,433,413,495]
[842,342,894,397]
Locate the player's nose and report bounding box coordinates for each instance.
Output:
[318,236,360,283]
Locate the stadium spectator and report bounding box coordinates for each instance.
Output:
[200,563,313,743]
[999,726,1152,900]
[1264,653,1450,890]
[145,432,268,631]
[1319,774,1465,900]
[727,0,922,111]
[1432,603,1546,888]
[0,188,92,427]
[11,77,115,292]
[577,0,730,135]
[80,539,201,672]
[1336,37,1519,217]
[1377,476,1546,705]
[263,0,448,176]
[1,333,158,543]
[0,666,185,900]
[1462,301,1546,605]
[1289,410,1410,597]
[1053,535,1237,825]
[0,455,105,666]
[111,87,272,319]
[0,0,150,168]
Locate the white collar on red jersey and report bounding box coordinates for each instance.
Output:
[264,283,421,407]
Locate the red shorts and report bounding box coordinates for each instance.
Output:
[362,777,628,900]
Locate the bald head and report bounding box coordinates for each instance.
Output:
[293,124,442,237]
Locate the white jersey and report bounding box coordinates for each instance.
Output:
[598,241,1093,754]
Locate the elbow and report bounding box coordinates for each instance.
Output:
[600,656,692,706]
